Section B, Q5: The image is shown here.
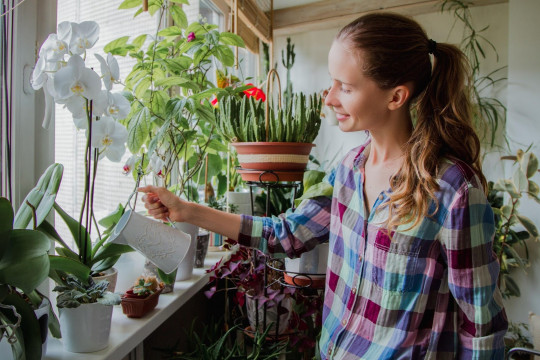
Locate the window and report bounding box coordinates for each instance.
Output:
[55,1,159,238]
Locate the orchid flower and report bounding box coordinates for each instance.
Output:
[54,54,102,101]
[105,92,130,120]
[69,21,100,55]
[123,155,138,175]
[149,153,165,177]
[95,53,120,91]
[65,90,108,122]
[89,117,128,162]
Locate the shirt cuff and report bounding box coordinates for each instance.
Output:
[238,214,264,249]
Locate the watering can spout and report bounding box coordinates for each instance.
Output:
[108,210,132,245]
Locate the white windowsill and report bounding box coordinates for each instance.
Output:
[44,250,227,360]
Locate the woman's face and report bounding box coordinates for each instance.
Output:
[325,40,394,133]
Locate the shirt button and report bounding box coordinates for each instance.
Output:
[378,194,384,200]
[352,287,357,294]
[341,319,347,326]
[359,254,363,261]
[328,345,333,355]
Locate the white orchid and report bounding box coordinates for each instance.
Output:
[89,116,128,162]
[149,153,165,177]
[95,53,120,90]
[69,21,99,55]
[123,155,138,175]
[54,54,102,101]
[105,92,130,119]
[66,90,108,123]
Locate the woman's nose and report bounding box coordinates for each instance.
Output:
[324,86,338,108]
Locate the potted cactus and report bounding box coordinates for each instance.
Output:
[121,276,164,318]
[215,70,322,182]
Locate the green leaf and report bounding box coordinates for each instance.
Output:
[131,34,148,50]
[170,5,188,29]
[154,76,189,87]
[504,275,521,297]
[169,0,189,4]
[529,180,539,197]
[135,76,152,99]
[219,32,245,47]
[207,138,229,153]
[91,243,133,267]
[512,167,528,192]
[127,107,151,153]
[14,163,64,230]
[0,197,14,233]
[303,170,326,191]
[158,26,183,37]
[517,214,539,239]
[48,255,91,283]
[520,151,539,178]
[0,229,50,294]
[213,45,235,67]
[98,203,125,229]
[104,36,130,55]
[295,182,333,207]
[53,202,91,265]
[37,219,71,250]
[119,0,141,9]
[1,293,43,360]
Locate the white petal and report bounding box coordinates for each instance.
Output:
[91,90,109,117]
[67,55,84,79]
[57,21,72,43]
[80,68,102,100]
[110,121,128,143]
[65,96,87,119]
[31,57,47,90]
[107,92,130,119]
[42,85,55,129]
[73,116,89,130]
[107,53,120,81]
[104,143,126,162]
[78,21,100,48]
[53,66,77,99]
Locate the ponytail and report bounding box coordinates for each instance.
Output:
[337,13,486,232]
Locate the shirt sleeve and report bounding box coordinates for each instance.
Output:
[439,182,508,359]
[237,170,334,258]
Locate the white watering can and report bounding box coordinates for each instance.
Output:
[109,209,191,274]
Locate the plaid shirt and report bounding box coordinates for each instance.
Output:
[238,141,507,359]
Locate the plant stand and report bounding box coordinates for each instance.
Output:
[242,175,325,358]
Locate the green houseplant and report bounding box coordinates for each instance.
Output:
[215,85,322,182]
[0,197,55,360]
[14,163,134,287]
[109,0,245,200]
[489,149,539,298]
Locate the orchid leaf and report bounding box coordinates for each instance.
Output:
[53,202,91,265]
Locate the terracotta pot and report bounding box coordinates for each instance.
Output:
[121,287,163,318]
[232,142,314,175]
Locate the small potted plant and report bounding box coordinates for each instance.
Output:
[215,71,322,182]
[53,275,121,353]
[121,276,164,318]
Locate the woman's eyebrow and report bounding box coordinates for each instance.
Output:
[328,75,354,86]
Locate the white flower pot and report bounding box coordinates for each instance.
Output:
[115,251,146,294]
[174,222,199,281]
[92,267,118,292]
[227,191,252,215]
[284,243,328,288]
[59,303,113,353]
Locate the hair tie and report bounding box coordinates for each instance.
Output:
[428,39,437,55]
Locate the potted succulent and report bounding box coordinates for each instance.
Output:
[53,275,121,353]
[121,275,164,318]
[0,197,59,360]
[215,74,323,182]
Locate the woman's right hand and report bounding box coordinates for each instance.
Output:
[138,185,188,223]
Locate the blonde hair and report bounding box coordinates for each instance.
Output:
[337,13,486,231]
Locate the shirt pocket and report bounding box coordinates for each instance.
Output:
[371,232,420,294]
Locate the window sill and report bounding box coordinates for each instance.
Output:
[44,250,227,360]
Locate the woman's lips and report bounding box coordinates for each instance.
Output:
[335,113,349,122]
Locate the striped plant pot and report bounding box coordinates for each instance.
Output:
[231,142,314,182]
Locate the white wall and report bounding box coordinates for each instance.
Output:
[273,2,540,326]
[503,0,540,326]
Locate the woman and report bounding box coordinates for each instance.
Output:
[140,12,507,359]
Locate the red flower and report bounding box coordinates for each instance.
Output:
[187,32,196,42]
[243,83,266,101]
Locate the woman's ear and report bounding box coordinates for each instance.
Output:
[388,84,412,110]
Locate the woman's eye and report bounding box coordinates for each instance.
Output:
[340,87,351,94]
